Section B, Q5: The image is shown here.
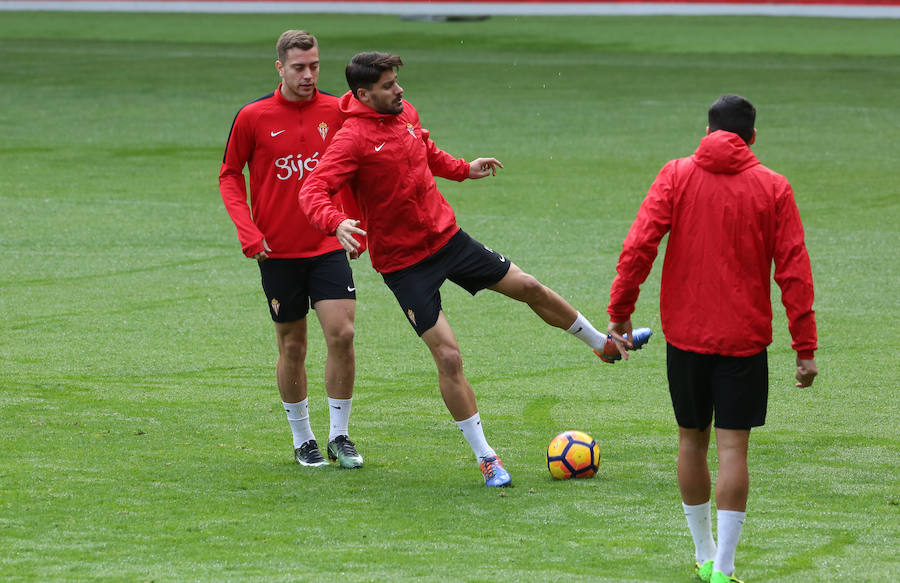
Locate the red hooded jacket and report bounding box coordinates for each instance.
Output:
[299,92,470,274]
[608,130,817,358]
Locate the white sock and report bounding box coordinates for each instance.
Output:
[328,397,352,442]
[566,312,608,351]
[714,509,746,576]
[456,412,495,460]
[283,399,316,449]
[683,501,717,564]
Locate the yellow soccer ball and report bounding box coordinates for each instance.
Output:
[546,430,600,479]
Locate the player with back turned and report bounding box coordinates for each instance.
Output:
[299,52,648,487]
[606,95,818,583]
[219,30,364,470]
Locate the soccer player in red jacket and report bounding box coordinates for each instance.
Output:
[219,30,363,470]
[606,95,818,583]
[299,52,621,487]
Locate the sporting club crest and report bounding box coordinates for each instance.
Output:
[318,122,329,140]
[406,123,417,138]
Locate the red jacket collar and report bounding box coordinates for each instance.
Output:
[274,83,320,108]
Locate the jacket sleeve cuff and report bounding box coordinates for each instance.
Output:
[243,239,264,258]
[607,309,632,323]
[796,350,815,360]
[326,213,350,235]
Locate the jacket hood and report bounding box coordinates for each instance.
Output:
[338,90,403,119]
[692,130,759,174]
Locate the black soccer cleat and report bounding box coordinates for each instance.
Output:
[294,440,329,467]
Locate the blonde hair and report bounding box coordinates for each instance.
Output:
[276,30,317,63]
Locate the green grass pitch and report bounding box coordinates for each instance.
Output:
[1,11,898,582]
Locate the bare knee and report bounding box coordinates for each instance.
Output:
[679,426,711,453]
[715,428,749,462]
[278,333,307,363]
[679,441,709,462]
[324,322,355,352]
[275,319,308,362]
[511,272,548,304]
[524,273,546,296]
[433,344,464,377]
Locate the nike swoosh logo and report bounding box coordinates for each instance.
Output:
[270,130,285,137]
[347,286,356,292]
[374,143,385,151]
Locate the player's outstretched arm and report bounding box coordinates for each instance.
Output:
[468,157,504,179]
[795,357,818,388]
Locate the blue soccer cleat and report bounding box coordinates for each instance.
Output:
[594,327,653,363]
[479,455,512,487]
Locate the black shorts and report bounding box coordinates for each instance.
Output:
[667,343,769,430]
[258,250,356,323]
[382,229,512,336]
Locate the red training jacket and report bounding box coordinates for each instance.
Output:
[608,130,817,358]
[299,92,470,274]
[219,86,356,259]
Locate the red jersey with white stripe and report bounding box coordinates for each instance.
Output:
[608,131,817,358]
[219,86,349,258]
[299,92,470,274]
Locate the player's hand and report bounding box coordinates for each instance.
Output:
[252,238,272,261]
[336,219,366,260]
[468,157,503,179]
[607,319,634,360]
[795,357,818,387]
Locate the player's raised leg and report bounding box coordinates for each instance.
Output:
[488,263,577,328]
[315,298,363,468]
[421,312,510,487]
[488,263,609,349]
[276,319,328,467]
[489,263,652,361]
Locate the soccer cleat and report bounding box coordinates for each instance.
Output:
[695,560,714,582]
[327,435,364,469]
[294,440,329,467]
[710,571,744,583]
[594,327,653,363]
[479,455,512,487]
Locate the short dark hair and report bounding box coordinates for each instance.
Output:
[345,52,404,99]
[276,30,317,64]
[708,94,756,144]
